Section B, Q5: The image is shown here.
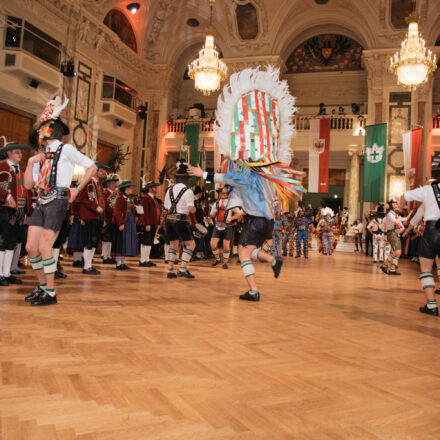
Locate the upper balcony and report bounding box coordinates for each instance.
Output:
[2,15,62,92]
[167,118,215,134]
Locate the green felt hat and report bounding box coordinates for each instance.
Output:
[0,142,30,159]
[118,180,136,191]
[96,162,110,170]
[103,176,119,185]
[142,181,160,192]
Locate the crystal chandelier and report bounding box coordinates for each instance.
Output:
[188,0,227,96]
[389,9,437,89]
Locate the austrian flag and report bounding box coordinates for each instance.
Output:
[308,118,330,193]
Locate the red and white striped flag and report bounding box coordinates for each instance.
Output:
[308,118,330,193]
[402,128,422,191]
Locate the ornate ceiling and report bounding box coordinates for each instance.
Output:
[81,0,440,76]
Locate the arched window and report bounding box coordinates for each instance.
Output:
[286,34,363,74]
[103,9,137,53]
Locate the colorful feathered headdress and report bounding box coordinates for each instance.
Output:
[215,66,295,164]
[38,95,70,139]
[321,207,334,217]
[214,66,303,209]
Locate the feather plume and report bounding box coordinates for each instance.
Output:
[214,66,296,165]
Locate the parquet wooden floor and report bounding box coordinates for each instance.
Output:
[1,251,440,440]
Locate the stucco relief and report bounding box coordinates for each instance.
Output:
[148,0,174,44]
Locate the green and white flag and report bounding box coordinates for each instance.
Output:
[363,123,387,202]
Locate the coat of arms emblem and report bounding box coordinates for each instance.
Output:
[366,143,384,163]
[313,138,326,154]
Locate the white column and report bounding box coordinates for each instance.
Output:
[348,150,360,223]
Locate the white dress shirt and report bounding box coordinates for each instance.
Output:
[32,140,94,188]
[164,183,194,215]
[404,185,440,222]
[410,205,425,227]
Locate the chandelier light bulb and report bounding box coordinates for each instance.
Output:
[389,18,437,89]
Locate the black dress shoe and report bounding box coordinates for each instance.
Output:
[25,286,45,302]
[139,261,156,267]
[239,291,260,302]
[116,264,130,271]
[167,272,177,279]
[82,267,101,275]
[5,275,22,285]
[31,292,57,306]
[212,259,220,267]
[72,260,84,267]
[295,255,301,258]
[380,265,389,274]
[222,262,228,269]
[177,270,195,279]
[435,287,440,294]
[419,305,439,316]
[55,270,67,279]
[272,257,283,278]
[0,277,10,286]
[11,269,25,275]
[388,270,400,276]
[102,258,114,264]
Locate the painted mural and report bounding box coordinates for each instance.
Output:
[391,0,413,29]
[286,34,363,74]
[235,2,259,40]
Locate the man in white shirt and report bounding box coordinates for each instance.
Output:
[380,201,404,275]
[400,178,440,316]
[23,96,96,306]
[164,161,196,279]
[353,219,363,252]
[367,214,385,263]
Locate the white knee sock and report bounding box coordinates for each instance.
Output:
[164,244,169,259]
[116,256,124,266]
[11,243,21,271]
[145,246,152,262]
[140,245,147,263]
[102,242,111,259]
[0,250,5,277]
[83,248,95,270]
[73,251,83,262]
[52,248,60,264]
[3,250,14,278]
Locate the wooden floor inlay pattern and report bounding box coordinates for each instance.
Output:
[1,252,440,439]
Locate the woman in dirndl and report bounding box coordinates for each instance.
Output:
[111,181,138,270]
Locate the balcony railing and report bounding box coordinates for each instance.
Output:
[167,118,215,133]
[167,116,367,134]
[292,115,367,131]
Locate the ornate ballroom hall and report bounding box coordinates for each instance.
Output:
[0,0,440,438]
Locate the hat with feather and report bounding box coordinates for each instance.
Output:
[38,95,70,143]
[214,66,304,210]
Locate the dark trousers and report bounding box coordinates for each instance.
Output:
[365,232,373,256]
[84,218,103,249]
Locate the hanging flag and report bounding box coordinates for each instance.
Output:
[363,123,387,202]
[184,123,200,186]
[308,118,330,193]
[403,127,422,190]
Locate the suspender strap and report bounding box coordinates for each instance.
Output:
[48,143,64,189]
[168,186,188,214]
[432,183,440,210]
